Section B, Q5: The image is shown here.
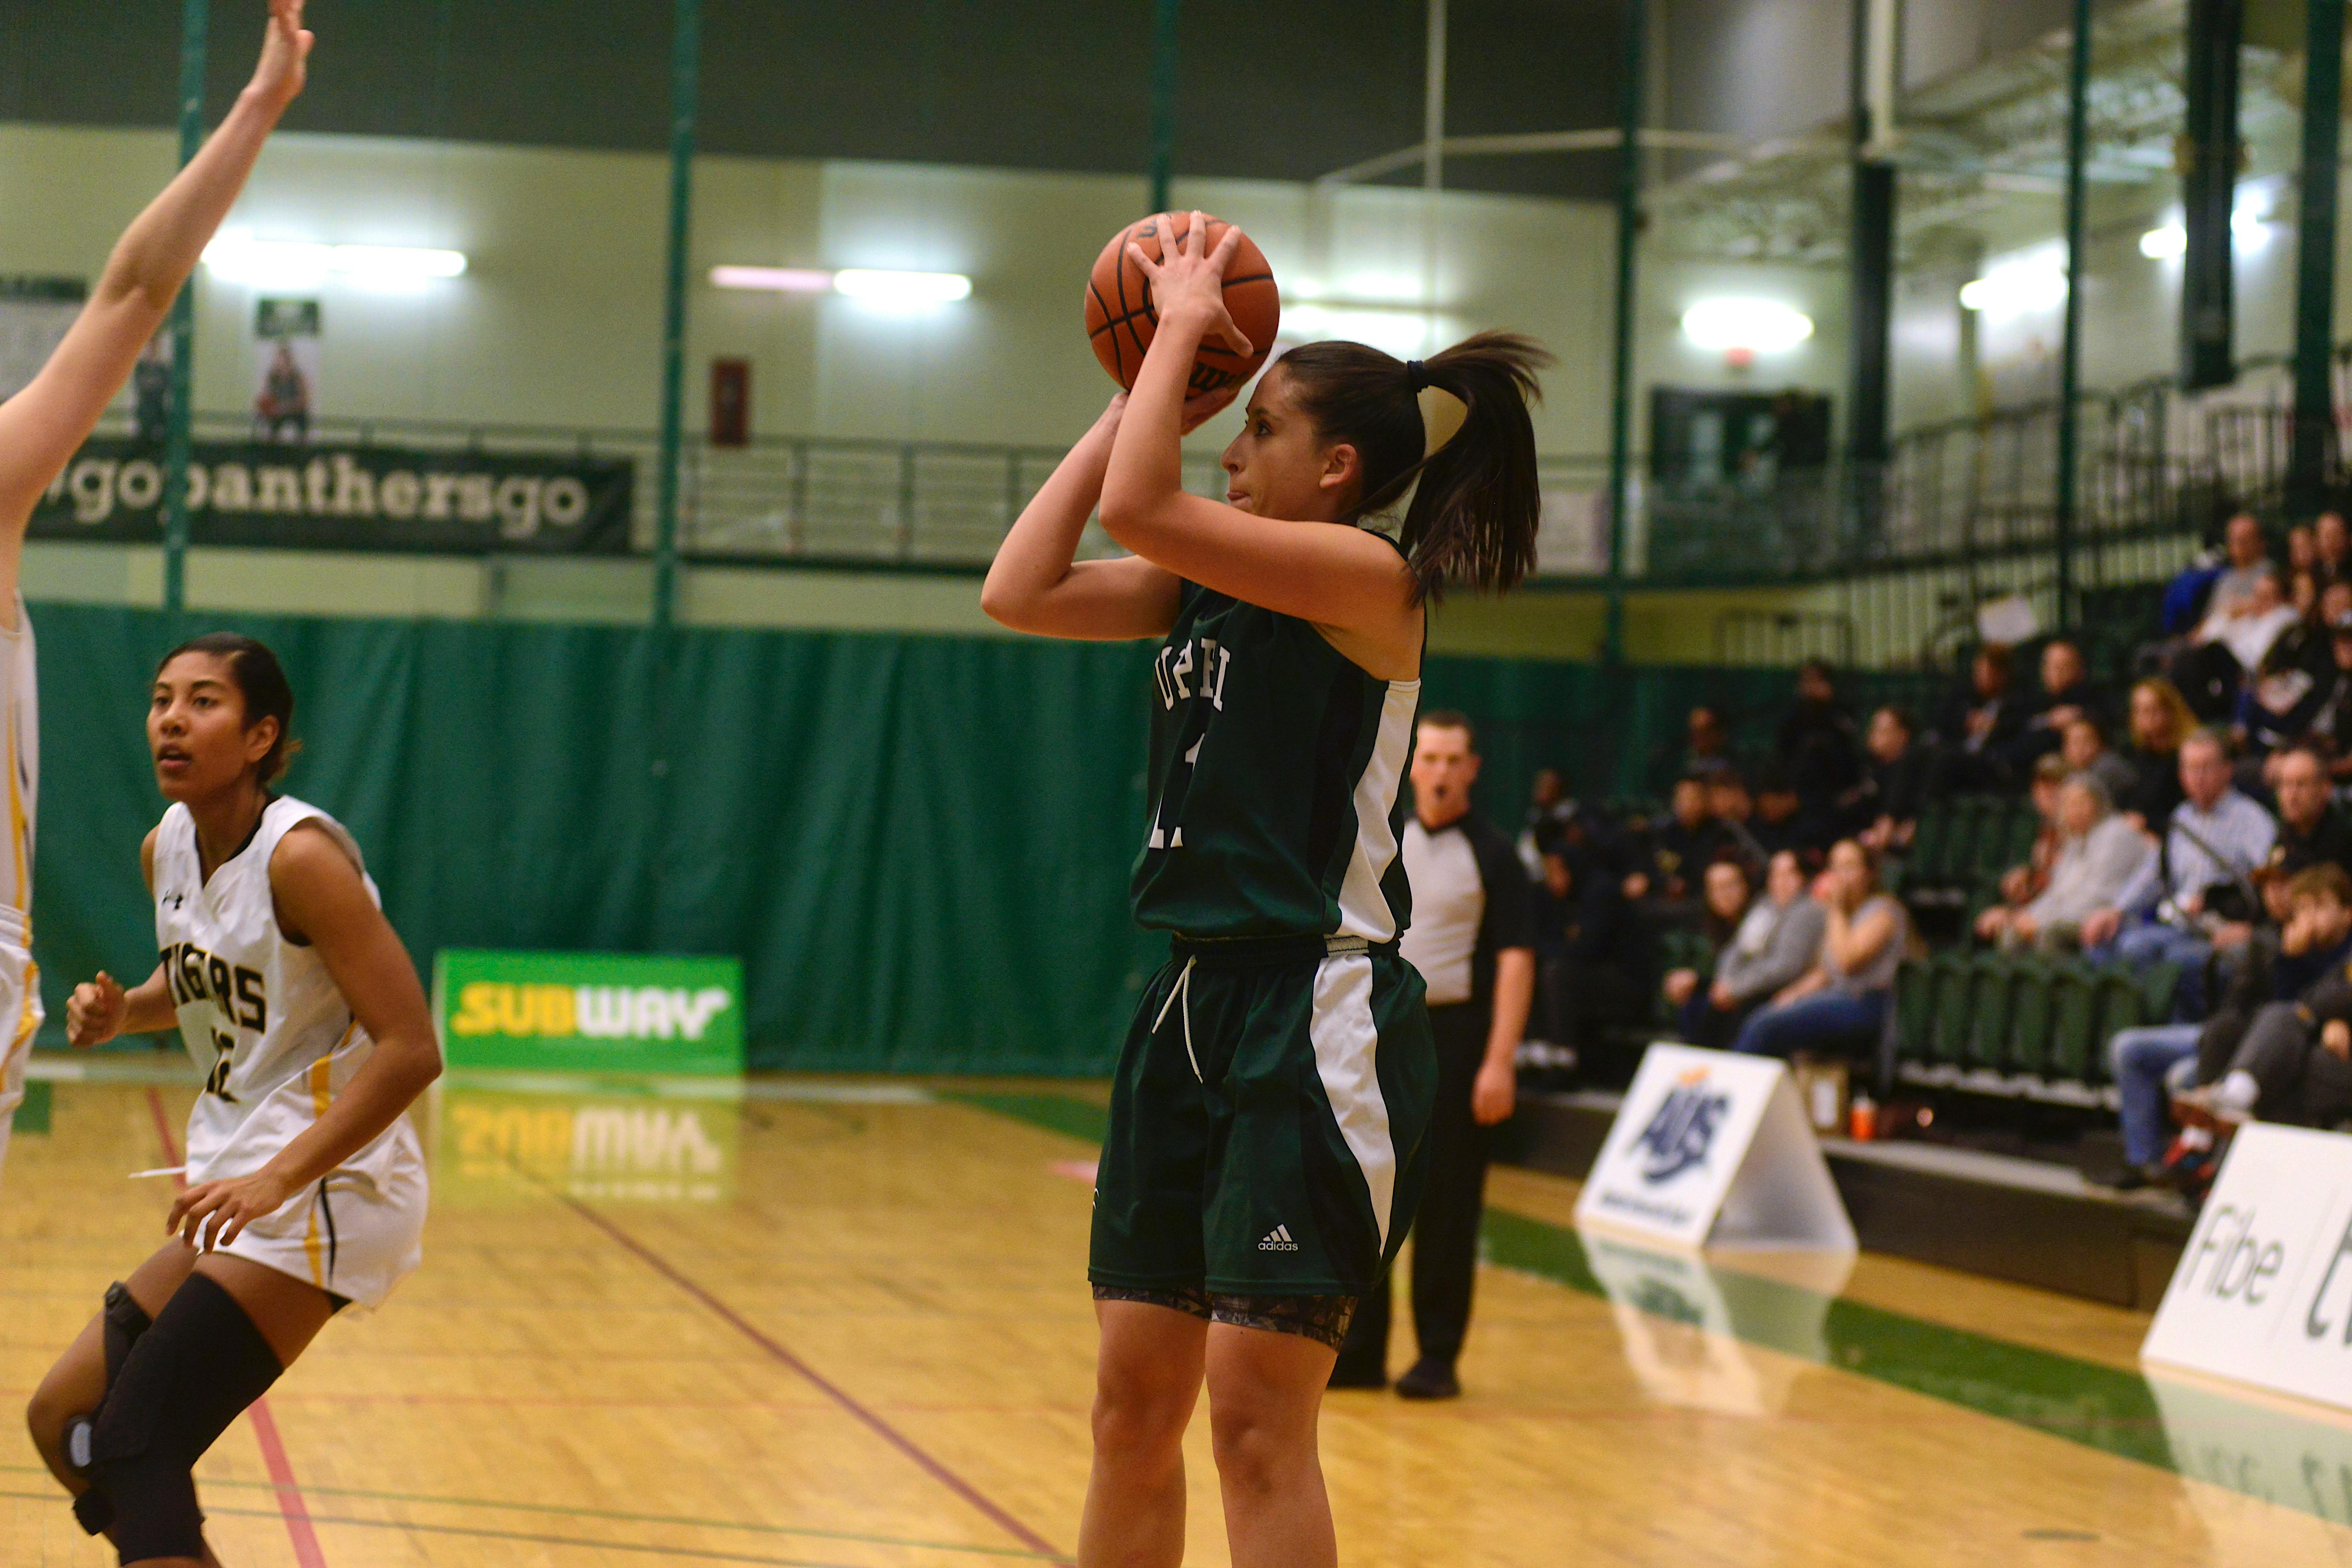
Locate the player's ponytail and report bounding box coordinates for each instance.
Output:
[156,632,299,784]
[1275,330,1550,600]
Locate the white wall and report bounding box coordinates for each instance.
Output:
[0,123,1630,457]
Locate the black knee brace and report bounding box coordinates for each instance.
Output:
[72,1271,285,1564]
[63,1282,155,1474]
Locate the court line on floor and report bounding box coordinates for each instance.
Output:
[0,1492,879,1568]
[948,1088,2352,1531]
[143,1086,330,1568]
[560,1195,1069,1563]
[0,1465,1060,1559]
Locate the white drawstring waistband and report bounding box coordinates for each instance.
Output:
[1152,956,1203,1083]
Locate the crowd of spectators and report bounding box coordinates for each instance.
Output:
[1508,510,2352,1187]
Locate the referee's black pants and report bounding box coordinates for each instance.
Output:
[1333,999,1492,1378]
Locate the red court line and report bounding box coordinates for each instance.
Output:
[144,1086,330,1568]
[562,1196,1067,1563]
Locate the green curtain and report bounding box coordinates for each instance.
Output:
[26,602,1929,1074]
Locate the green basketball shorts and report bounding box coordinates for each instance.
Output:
[1090,933,1437,1299]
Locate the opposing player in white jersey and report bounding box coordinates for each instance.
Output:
[0,0,318,1190]
[24,630,439,1567]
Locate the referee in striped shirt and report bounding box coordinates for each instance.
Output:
[1330,711,1536,1398]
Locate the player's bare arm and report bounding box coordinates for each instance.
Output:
[0,0,314,613]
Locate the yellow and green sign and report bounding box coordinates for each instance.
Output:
[433,948,746,1075]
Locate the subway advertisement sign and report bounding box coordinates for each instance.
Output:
[432,949,746,1075]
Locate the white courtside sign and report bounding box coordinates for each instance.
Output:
[1573,1043,1856,1251]
[2142,1123,2352,1412]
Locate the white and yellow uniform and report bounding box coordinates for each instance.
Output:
[0,603,41,1182]
[156,796,427,1308]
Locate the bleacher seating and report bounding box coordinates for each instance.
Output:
[1890,950,2181,1107]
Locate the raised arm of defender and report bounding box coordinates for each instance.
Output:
[0,0,314,604]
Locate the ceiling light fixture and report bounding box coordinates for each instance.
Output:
[1679,298,1815,353]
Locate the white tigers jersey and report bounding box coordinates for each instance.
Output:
[155,796,425,1203]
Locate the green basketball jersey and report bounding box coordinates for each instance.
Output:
[1129,576,1423,940]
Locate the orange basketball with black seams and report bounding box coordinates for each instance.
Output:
[1085,211,1280,395]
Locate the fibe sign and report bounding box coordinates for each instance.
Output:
[2142,1124,2352,1412]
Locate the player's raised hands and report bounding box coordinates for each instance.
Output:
[1128,212,1254,359]
[249,0,315,111]
[66,971,127,1049]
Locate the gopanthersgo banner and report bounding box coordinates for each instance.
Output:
[433,948,745,1075]
[34,435,632,553]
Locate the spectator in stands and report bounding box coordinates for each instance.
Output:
[1849,705,1934,853]
[2110,863,2352,1185]
[1533,834,1648,1078]
[1705,770,1767,874]
[2084,727,2278,1019]
[2300,610,2352,783]
[2236,609,2333,764]
[1982,756,2071,921]
[2061,717,2138,805]
[2211,512,2274,617]
[1660,858,1752,1023]
[2196,564,2300,679]
[2122,678,2195,828]
[1939,643,2024,790]
[1975,773,2152,951]
[2289,522,2318,582]
[1778,660,1861,835]
[1731,839,1909,1060]
[2259,745,2352,880]
[2320,510,2349,587]
[2168,517,2278,718]
[1517,767,1578,879]
[1640,775,1735,904]
[1749,763,1820,864]
[1683,705,1735,779]
[2004,638,2104,775]
[2177,863,2352,1137]
[1664,850,1825,1051]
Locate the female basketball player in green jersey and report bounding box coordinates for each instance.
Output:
[985,215,1547,1568]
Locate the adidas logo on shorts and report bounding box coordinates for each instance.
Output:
[1258,1224,1299,1252]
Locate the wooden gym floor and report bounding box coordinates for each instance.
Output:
[5,1059,2351,1567]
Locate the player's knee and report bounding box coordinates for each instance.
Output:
[1205,1388,1311,1494]
[1090,1366,1192,1460]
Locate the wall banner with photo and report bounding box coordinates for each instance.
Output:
[32,436,634,554]
[253,297,321,441]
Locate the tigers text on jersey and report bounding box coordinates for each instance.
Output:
[1129,571,1421,941]
[154,796,427,1306]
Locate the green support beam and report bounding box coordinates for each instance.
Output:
[651,0,700,634]
[1603,0,1645,667]
[1149,0,1180,213]
[161,0,209,631]
[2053,0,2093,632]
[2293,0,2346,513]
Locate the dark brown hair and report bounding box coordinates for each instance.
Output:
[1272,330,1551,600]
[1417,708,1477,749]
[156,632,298,784]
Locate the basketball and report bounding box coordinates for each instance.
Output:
[1084,211,1281,395]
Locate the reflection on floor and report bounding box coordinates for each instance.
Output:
[2,1061,2348,1566]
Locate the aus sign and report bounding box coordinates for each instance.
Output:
[1574,1043,1855,1251]
[433,948,745,1076]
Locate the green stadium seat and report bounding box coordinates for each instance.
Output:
[1964,954,2017,1073]
[2006,957,2056,1078]
[1928,951,1973,1067]
[2046,959,2102,1081]
[1903,801,1958,888]
[1893,956,1935,1065]
[1968,799,2028,881]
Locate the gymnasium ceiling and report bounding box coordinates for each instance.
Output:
[0,0,1633,200]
